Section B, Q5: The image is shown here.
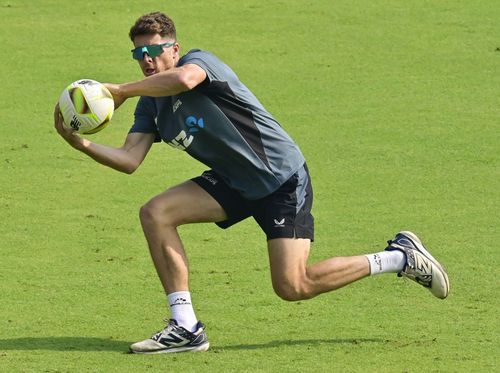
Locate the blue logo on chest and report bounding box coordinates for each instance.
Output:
[185,116,204,133]
[167,116,205,150]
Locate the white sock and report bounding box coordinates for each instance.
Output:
[167,291,198,332]
[365,250,406,275]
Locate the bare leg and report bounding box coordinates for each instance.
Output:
[268,238,370,300]
[139,180,227,294]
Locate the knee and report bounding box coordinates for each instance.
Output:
[139,199,177,228]
[139,201,158,226]
[272,278,313,301]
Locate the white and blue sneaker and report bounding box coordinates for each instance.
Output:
[386,231,450,299]
[130,319,209,354]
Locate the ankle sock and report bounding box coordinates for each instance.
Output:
[167,291,198,332]
[365,250,406,275]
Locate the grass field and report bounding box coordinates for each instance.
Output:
[1,0,499,372]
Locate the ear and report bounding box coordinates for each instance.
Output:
[172,42,180,56]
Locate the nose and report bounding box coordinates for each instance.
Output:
[142,53,153,63]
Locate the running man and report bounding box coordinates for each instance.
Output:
[54,12,449,354]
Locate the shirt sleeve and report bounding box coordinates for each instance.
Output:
[128,96,161,142]
[178,49,235,85]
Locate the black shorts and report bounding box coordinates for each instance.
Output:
[191,164,314,241]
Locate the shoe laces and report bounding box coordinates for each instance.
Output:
[163,318,177,325]
[151,319,178,340]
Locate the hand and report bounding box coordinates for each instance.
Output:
[103,83,127,109]
[54,103,83,148]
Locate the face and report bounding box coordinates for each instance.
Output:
[132,33,180,77]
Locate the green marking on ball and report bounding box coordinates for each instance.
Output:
[69,87,89,114]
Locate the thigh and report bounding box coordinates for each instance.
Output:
[191,170,253,229]
[144,180,228,225]
[267,238,311,285]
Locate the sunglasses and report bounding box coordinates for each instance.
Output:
[131,41,175,60]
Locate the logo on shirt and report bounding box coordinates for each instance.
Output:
[173,99,182,113]
[168,130,193,150]
[167,116,205,151]
[185,116,204,133]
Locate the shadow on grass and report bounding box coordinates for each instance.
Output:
[211,338,385,351]
[0,337,385,353]
[0,337,130,352]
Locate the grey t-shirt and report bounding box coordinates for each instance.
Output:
[129,49,305,199]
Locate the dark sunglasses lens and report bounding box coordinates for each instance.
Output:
[147,45,163,58]
[132,45,163,60]
[132,48,143,60]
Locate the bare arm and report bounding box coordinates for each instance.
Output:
[54,105,155,174]
[54,64,205,171]
[106,64,207,106]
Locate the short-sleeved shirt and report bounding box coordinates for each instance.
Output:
[129,49,305,200]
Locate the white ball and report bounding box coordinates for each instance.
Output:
[58,79,114,134]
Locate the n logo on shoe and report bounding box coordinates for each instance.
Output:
[416,256,432,274]
[415,256,432,288]
[159,333,188,347]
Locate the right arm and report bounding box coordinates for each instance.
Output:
[104,64,207,105]
[54,104,155,174]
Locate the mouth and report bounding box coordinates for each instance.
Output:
[145,68,156,76]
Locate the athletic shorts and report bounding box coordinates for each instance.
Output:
[191,164,314,241]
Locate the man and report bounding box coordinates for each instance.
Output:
[54,12,449,354]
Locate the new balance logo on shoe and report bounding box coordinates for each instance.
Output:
[415,255,432,275]
[414,255,432,288]
[157,333,186,346]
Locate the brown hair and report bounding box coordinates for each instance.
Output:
[129,12,176,41]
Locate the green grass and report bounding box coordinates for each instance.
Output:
[1,0,499,371]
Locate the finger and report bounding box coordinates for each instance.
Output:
[54,103,60,121]
[54,110,68,133]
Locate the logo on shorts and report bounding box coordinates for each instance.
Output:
[201,173,218,185]
[273,218,285,228]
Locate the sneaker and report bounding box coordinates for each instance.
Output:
[385,231,450,299]
[129,319,209,354]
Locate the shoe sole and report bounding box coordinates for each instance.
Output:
[399,231,450,299]
[130,342,210,354]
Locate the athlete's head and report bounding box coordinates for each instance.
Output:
[129,12,180,76]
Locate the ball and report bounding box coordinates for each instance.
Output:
[58,79,114,134]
